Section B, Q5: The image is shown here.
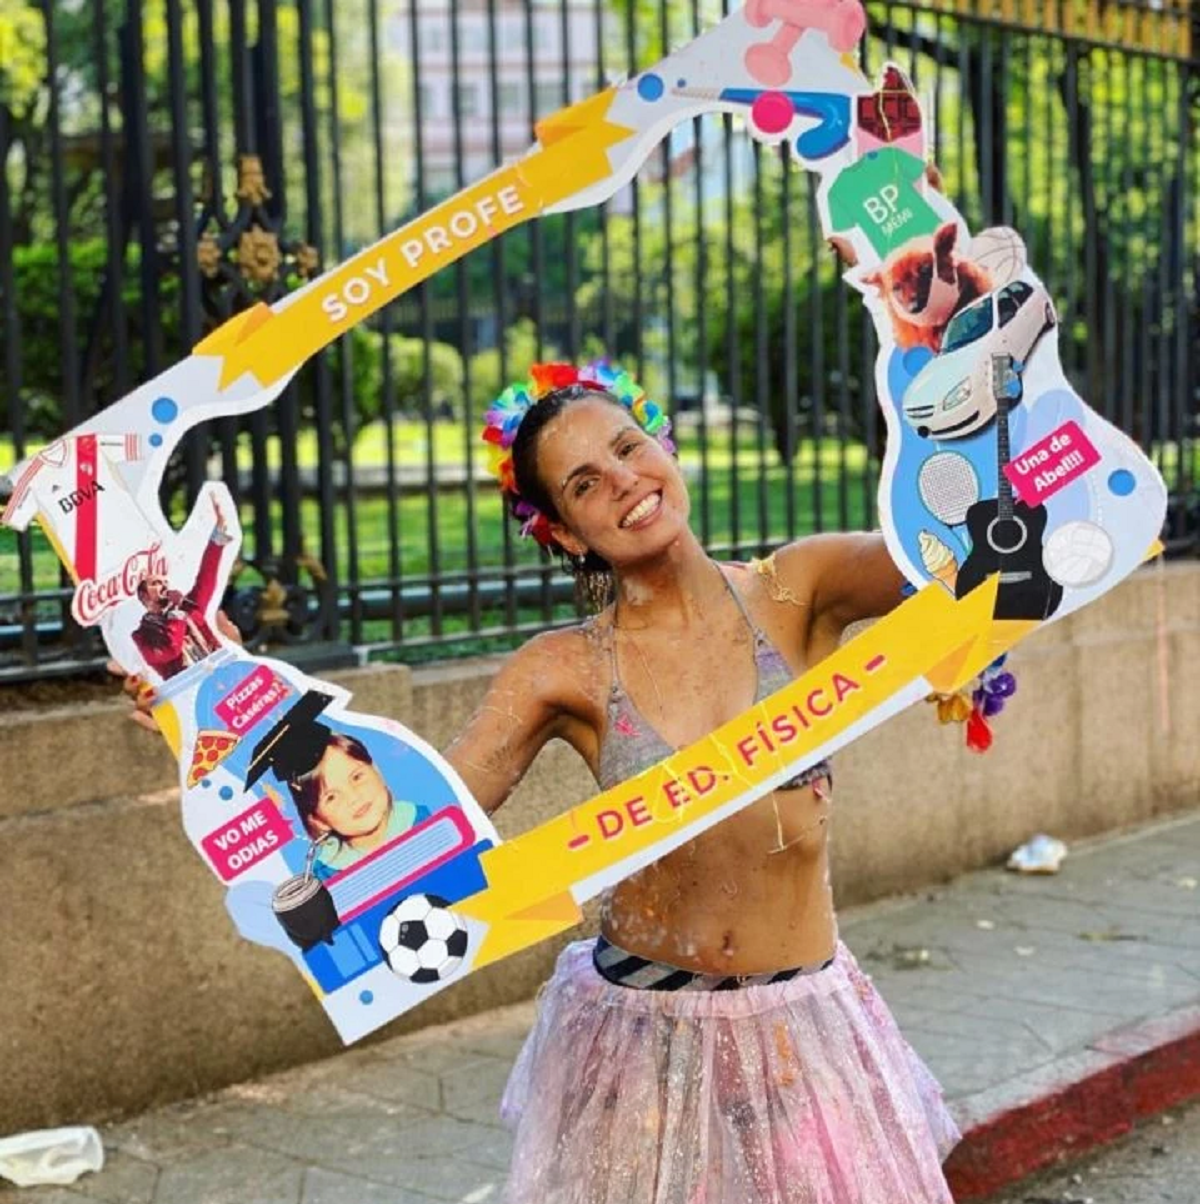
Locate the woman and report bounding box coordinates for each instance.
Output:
[121,361,960,1202]
[446,362,960,1203]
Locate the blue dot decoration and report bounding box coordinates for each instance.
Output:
[677,78,687,88]
[638,74,665,102]
[359,990,375,1005]
[201,778,212,789]
[151,396,179,424]
[219,785,234,801]
[902,346,935,377]
[1108,470,1136,497]
[149,433,163,448]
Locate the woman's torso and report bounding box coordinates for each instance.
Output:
[558,559,839,976]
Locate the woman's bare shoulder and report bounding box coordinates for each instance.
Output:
[737,544,820,610]
[504,616,611,714]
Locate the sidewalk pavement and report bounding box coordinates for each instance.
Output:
[4,810,1198,1204]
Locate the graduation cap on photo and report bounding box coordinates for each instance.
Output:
[244,690,337,792]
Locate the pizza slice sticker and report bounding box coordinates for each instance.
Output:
[187,729,241,788]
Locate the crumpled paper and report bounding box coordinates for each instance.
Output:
[0,1127,104,1188]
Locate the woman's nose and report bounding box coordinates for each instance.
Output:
[610,459,639,492]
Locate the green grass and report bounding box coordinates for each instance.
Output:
[2,419,869,476]
[6,414,1193,659]
[0,421,875,618]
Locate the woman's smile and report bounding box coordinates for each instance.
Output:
[620,491,663,530]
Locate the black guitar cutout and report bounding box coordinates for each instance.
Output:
[954,356,1064,620]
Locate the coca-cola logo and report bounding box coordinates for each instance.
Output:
[72,543,170,626]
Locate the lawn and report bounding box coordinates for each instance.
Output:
[5,414,1192,659]
[0,419,876,642]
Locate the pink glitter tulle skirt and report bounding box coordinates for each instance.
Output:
[500,940,960,1204]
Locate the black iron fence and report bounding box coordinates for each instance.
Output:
[1,0,1196,681]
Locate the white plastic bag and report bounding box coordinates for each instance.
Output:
[1007,833,1068,874]
[0,1127,104,1188]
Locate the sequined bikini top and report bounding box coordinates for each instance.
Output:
[594,563,833,794]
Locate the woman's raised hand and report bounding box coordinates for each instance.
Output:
[108,610,243,734]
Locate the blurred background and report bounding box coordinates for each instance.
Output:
[1,0,1196,682]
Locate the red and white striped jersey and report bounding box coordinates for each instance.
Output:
[2,433,148,584]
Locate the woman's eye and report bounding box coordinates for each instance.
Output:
[574,479,593,497]
[619,442,638,457]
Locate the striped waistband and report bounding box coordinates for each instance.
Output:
[592,934,836,993]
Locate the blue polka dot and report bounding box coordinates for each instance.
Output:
[903,347,935,376]
[1109,470,1136,497]
[151,396,179,424]
[149,433,163,448]
[359,990,374,1005]
[638,74,665,102]
[201,778,212,789]
[677,78,687,88]
[219,786,234,801]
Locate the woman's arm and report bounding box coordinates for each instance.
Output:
[442,631,573,817]
[773,533,907,662]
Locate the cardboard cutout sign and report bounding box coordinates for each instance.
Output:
[1,1,1166,1042]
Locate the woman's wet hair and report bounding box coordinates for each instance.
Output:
[289,732,376,835]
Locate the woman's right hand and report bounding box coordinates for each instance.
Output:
[108,611,243,734]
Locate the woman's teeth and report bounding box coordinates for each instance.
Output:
[621,493,662,528]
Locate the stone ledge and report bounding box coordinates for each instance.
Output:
[3,562,1199,1131]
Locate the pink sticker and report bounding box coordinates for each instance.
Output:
[201,801,295,882]
[1003,421,1100,505]
[215,666,291,734]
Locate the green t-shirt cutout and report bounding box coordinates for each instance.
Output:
[828,148,941,258]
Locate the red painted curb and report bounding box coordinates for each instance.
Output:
[943,1003,1200,1200]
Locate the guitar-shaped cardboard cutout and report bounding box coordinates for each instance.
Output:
[0,0,1166,1042]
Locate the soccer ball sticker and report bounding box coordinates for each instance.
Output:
[379,894,469,985]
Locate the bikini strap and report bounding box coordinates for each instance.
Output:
[603,618,623,706]
[717,562,767,648]
[606,564,761,709]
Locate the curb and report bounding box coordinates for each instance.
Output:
[943,1002,1200,1199]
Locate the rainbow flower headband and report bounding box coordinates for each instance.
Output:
[482,360,676,550]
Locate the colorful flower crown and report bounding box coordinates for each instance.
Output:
[481,360,676,550]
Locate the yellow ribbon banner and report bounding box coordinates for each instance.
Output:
[202,92,637,392]
[0,0,1169,1041]
[457,576,1031,969]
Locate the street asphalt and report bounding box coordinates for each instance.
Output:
[2,809,1197,1203]
[984,1097,1200,1203]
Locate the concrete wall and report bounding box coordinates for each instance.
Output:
[2,563,1198,1133]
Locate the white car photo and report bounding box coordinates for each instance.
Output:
[902,280,1057,440]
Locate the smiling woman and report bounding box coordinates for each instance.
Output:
[441,360,959,1203]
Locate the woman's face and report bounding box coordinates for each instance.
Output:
[310,744,392,842]
[536,396,689,565]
